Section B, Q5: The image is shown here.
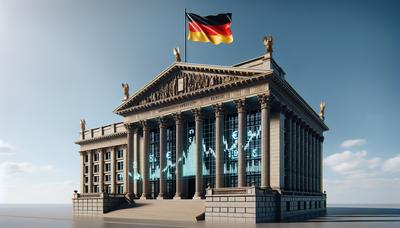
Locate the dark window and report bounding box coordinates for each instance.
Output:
[117,149,124,159]
[105,151,111,160]
[298,201,301,210]
[117,161,124,171]
[105,163,111,172]
[116,173,124,181]
[286,201,290,211]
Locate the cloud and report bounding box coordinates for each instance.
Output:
[324,150,381,178]
[0,140,16,154]
[383,154,400,172]
[0,161,53,175]
[340,138,366,148]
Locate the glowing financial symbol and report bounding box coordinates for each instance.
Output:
[251,149,258,158]
[232,130,238,140]
[166,151,171,160]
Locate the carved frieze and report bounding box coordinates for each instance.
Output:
[137,72,241,106]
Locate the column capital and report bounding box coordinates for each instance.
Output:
[124,123,135,132]
[258,94,273,109]
[173,112,182,123]
[234,99,246,113]
[140,120,149,129]
[192,108,203,120]
[157,117,167,128]
[213,103,224,116]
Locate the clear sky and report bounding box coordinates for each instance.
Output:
[1,0,399,204]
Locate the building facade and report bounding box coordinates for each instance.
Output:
[74,40,328,222]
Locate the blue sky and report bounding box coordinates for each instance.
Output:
[1,0,399,204]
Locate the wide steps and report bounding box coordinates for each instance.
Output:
[104,199,205,222]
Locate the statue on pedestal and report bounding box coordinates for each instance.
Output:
[122,83,129,101]
[173,47,181,62]
[80,119,86,133]
[319,101,326,121]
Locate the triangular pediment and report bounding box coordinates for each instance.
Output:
[113,62,268,115]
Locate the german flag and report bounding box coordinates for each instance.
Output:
[186,13,233,45]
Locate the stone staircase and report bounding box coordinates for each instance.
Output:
[103,199,205,222]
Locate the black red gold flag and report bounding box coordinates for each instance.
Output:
[186,13,233,45]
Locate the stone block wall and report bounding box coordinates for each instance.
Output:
[72,192,126,215]
[205,187,326,223]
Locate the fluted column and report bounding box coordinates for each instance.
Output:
[125,124,134,196]
[311,132,316,192]
[140,120,150,199]
[258,94,271,188]
[133,128,139,198]
[286,112,293,191]
[193,109,203,199]
[88,151,93,193]
[296,120,301,191]
[308,130,313,192]
[301,123,305,192]
[304,127,309,192]
[111,147,116,193]
[174,113,183,199]
[235,99,247,187]
[99,149,104,192]
[319,136,324,193]
[157,118,167,199]
[214,104,224,188]
[80,152,85,193]
[292,118,298,191]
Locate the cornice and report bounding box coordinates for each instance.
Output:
[270,75,329,131]
[116,71,273,116]
[113,63,270,114]
[75,132,127,145]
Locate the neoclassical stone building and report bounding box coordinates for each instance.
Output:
[74,39,328,222]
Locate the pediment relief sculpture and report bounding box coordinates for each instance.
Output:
[136,72,241,105]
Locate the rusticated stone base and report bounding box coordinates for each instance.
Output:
[72,192,128,215]
[205,186,326,223]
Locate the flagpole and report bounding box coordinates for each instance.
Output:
[184,8,187,62]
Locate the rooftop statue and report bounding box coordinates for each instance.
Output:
[173,47,181,62]
[80,119,86,133]
[319,101,326,121]
[263,35,273,54]
[122,83,129,101]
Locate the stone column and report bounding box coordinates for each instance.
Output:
[111,147,116,193]
[174,113,183,199]
[304,127,309,192]
[319,136,324,193]
[309,130,313,192]
[286,112,293,191]
[258,94,271,189]
[99,149,104,193]
[88,151,93,193]
[140,120,150,199]
[235,99,247,188]
[133,128,140,198]
[300,123,304,192]
[214,104,224,188]
[80,152,85,193]
[292,118,298,191]
[125,124,134,197]
[311,132,316,192]
[193,108,203,199]
[157,117,167,200]
[296,120,301,192]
